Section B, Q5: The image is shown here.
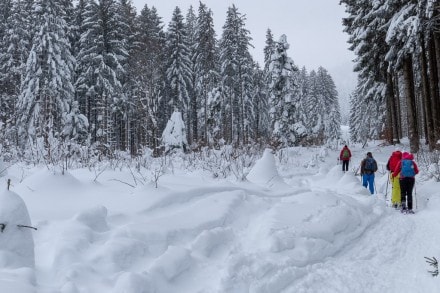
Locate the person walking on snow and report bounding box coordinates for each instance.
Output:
[360,152,378,194]
[386,149,402,208]
[339,145,352,172]
[392,152,419,213]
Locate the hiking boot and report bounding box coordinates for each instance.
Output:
[401,204,407,213]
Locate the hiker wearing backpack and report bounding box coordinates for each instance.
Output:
[339,145,352,172]
[360,152,378,194]
[386,149,402,208]
[393,152,419,213]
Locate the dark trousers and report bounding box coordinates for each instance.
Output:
[342,160,349,172]
[400,177,415,210]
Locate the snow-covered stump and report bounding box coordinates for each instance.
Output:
[0,188,35,268]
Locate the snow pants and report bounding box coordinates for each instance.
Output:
[342,160,349,172]
[390,173,401,206]
[362,173,375,194]
[400,177,415,210]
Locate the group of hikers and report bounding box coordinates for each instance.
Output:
[338,145,419,213]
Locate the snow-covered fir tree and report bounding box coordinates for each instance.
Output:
[266,34,303,148]
[17,0,76,155]
[165,6,192,122]
[184,5,197,147]
[263,28,275,70]
[0,0,35,150]
[316,67,341,143]
[194,2,218,146]
[250,62,269,143]
[134,4,166,156]
[219,4,254,146]
[298,67,314,143]
[75,0,127,151]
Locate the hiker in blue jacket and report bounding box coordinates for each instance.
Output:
[360,152,378,194]
[393,152,419,213]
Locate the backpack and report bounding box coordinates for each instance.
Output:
[401,160,415,177]
[364,157,376,172]
[342,149,350,159]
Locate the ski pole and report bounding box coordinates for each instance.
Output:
[414,182,417,210]
[385,172,389,200]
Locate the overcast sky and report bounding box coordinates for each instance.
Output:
[131,0,357,110]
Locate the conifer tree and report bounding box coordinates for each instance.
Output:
[134,4,166,156]
[0,0,35,149]
[266,34,302,148]
[113,0,137,151]
[194,2,218,146]
[17,0,75,154]
[184,5,197,146]
[219,4,253,146]
[165,6,192,120]
[316,67,341,143]
[75,0,127,152]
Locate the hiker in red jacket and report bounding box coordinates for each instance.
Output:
[339,145,352,172]
[393,152,419,213]
[386,150,402,208]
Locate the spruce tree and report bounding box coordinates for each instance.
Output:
[266,34,301,148]
[219,4,253,146]
[194,2,218,146]
[165,6,192,119]
[75,0,127,151]
[184,5,197,147]
[134,4,166,156]
[17,0,75,155]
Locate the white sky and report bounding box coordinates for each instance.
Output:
[131,0,356,80]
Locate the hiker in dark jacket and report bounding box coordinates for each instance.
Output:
[339,145,352,172]
[360,152,378,194]
[393,152,419,213]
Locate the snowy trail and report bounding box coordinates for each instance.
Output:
[282,182,439,293]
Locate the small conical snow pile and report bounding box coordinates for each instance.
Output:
[247,149,290,189]
[161,111,188,153]
[0,188,35,268]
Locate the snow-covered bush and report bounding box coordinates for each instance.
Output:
[416,148,440,182]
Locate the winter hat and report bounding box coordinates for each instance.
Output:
[402,152,414,160]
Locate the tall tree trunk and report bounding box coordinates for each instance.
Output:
[386,72,399,144]
[394,72,402,139]
[433,33,440,148]
[190,90,197,147]
[402,55,419,153]
[420,33,435,150]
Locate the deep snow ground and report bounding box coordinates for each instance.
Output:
[0,139,439,293]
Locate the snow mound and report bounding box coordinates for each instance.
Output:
[149,246,192,281]
[0,189,35,269]
[247,149,290,189]
[337,171,370,195]
[74,205,109,232]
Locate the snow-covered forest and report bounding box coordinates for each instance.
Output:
[0,0,341,164]
[342,0,440,153]
[1,1,440,292]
